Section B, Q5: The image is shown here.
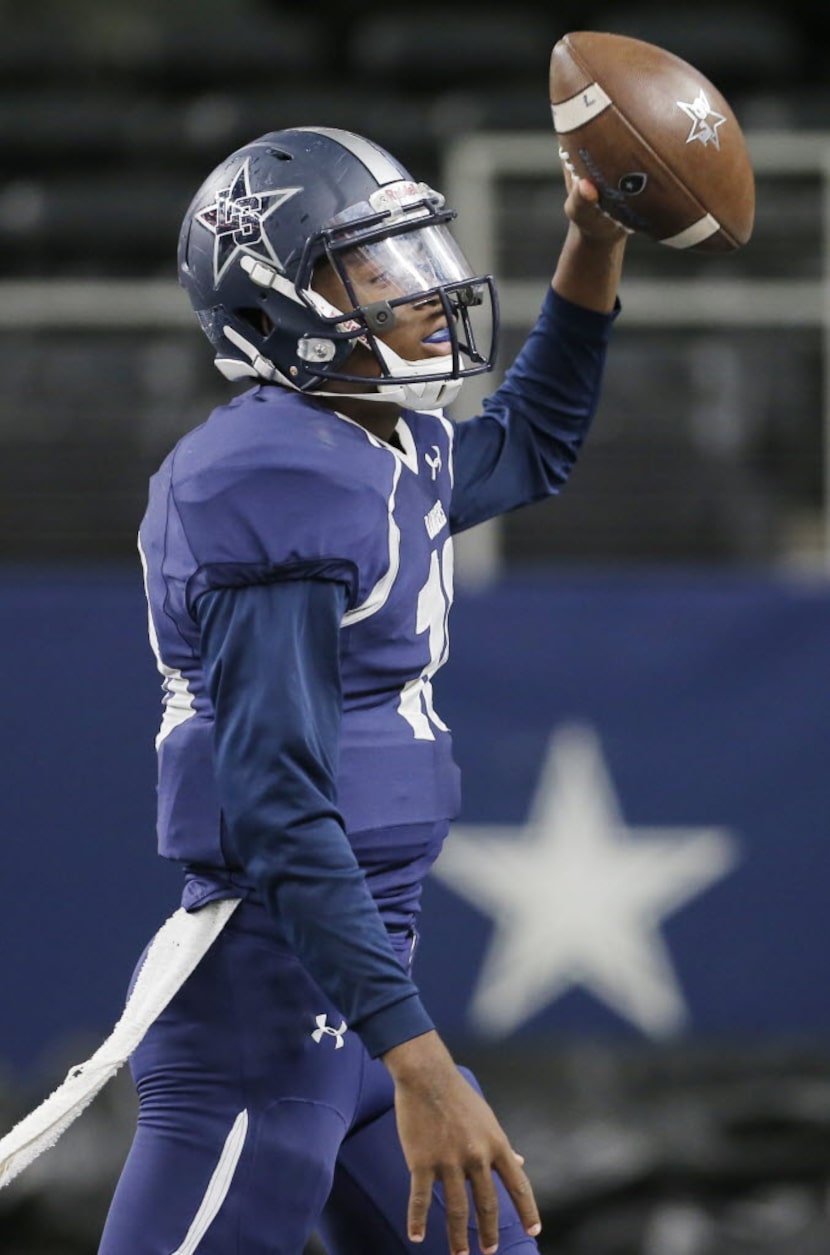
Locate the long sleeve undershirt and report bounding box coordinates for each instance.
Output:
[451,287,618,532]
[197,577,435,1058]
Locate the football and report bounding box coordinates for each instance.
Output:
[550,30,755,251]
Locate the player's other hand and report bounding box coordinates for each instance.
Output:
[384,1030,541,1255]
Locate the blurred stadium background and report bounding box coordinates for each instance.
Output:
[2,0,830,1252]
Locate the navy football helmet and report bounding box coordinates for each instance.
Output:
[177,126,498,409]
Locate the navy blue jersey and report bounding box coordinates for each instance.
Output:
[140,388,461,850]
[138,288,617,1053]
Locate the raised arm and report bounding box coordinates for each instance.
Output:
[553,176,629,311]
[449,178,628,535]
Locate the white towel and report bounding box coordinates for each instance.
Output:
[0,896,241,1190]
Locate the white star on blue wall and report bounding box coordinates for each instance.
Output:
[432,724,739,1039]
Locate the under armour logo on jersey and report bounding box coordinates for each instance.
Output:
[425,445,442,480]
[311,1013,348,1049]
[195,158,302,283]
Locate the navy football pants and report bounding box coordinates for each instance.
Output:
[98,899,539,1255]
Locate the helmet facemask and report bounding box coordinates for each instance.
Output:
[255,183,498,409]
[304,221,496,409]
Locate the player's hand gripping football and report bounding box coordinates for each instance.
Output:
[551,169,628,314]
[562,166,630,243]
[385,1031,541,1255]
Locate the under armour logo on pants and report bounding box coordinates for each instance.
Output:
[311,1014,347,1049]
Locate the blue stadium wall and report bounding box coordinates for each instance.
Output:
[1,567,829,1078]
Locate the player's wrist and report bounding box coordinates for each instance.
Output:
[383,1029,454,1085]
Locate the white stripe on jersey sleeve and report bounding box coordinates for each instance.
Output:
[341,459,402,627]
[138,535,197,749]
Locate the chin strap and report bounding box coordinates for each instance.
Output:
[372,339,462,409]
[216,326,463,409]
[368,375,463,409]
[216,327,287,384]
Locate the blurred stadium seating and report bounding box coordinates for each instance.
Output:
[1,0,829,568]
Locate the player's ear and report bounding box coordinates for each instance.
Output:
[236,308,274,336]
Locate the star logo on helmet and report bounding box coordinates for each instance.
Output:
[195,159,302,284]
[675,90,727,151]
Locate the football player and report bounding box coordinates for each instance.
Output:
[99,126,627,1255]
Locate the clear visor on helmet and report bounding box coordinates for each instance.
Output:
[335,223,477,304]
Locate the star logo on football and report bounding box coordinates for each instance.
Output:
[195,159,302,284]
[676,90,727,151]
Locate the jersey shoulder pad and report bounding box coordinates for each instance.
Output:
[165,390,397,611]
